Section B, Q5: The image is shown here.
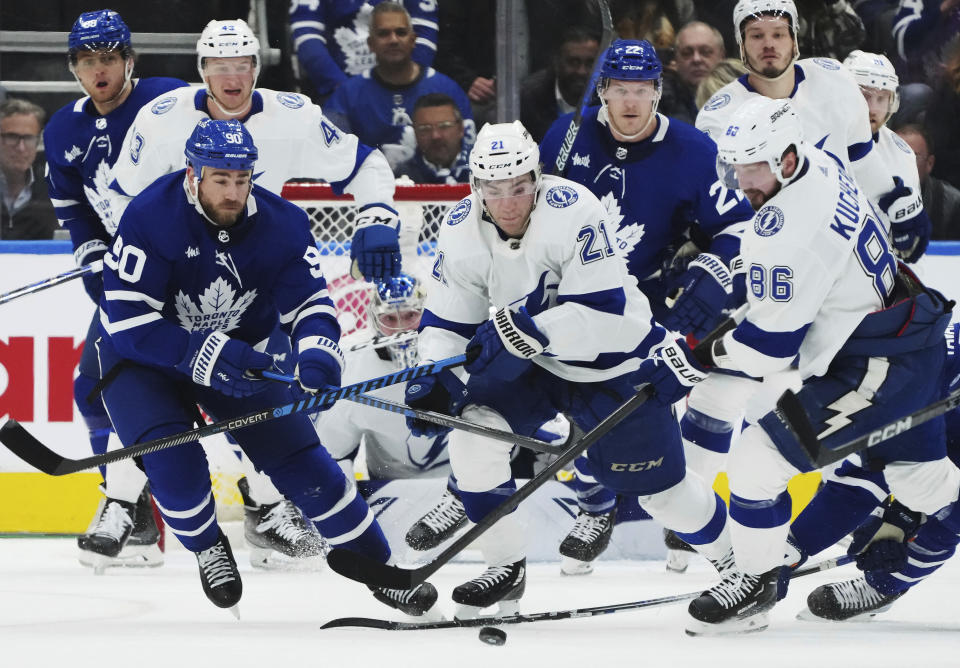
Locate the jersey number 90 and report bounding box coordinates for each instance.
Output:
[103,235,147,284]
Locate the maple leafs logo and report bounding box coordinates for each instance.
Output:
[83,159,117,233]
[334,2,376,75]
[175,277,257,333]
[599,191,644,264]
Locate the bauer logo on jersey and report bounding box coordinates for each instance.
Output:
[813,58,841,71]
[130,132,144,164]
[151,96,177,115]
[703,93,731,111]
[277,92,305,109]
[755,206,785,237]
[446,198,472,226]
[545,185,578,208]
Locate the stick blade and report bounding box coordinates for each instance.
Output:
[0,419,70,475]
[321,616,401,630]
[326,548,423,589]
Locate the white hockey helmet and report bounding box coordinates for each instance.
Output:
[469,120,542,202]
[843,50,900,121]
[196,19,261,84]
[715,97,804,188]
[733,0,800,75]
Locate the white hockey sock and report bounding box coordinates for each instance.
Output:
[104,456,149,503]
[239,455,284,506]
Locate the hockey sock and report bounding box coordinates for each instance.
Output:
[729,490,792,574]
[74,371,112,478]
[571,455,617,514]
[790,461,888,556]
[680,408,734,482]
[459,479,519,524]
[867,499,960,595]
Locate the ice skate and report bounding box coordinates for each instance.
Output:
[798,576,904,622]
[77,497,136,574]
[664,528,697,574]
[405,486,468,551]
[371,582,439,617]
[239,477,327,569]
[686,555,779,636]
[452,558,526,619]
[120,485,164,567]
[196,530,242,617]
[559,507,616,576]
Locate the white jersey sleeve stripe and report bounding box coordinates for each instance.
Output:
[293,34,326,49]
[99,309,163,335]
[103,289,165,310]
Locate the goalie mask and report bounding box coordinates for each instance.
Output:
[843,50,900,129]
[733,0,800,80]
[715,97,804,192]
[369,273,425,369]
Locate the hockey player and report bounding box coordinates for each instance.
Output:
[697,0,932,266]
[402,120,734,618]
[96,118,437,616]
[107,18,402,283]
[681,97,957,635]
[539,39,755,575]
[42,9,188,571]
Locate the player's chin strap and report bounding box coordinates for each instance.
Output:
[182,171,253,227]
[598,97,660,142]
[203,79,254,118]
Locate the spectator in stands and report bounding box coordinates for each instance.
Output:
[0,99,56,240]
[890,0,960,86]
[896,124,960,240]
[290,0,438,101]
[612,0,676,50]
[323,2,474,171]
[796,0,866,60]
[925,44,960,190]
[660,21,725,124]
[395,93,469,184]
[695,58,747,109]
[520,27,600,143]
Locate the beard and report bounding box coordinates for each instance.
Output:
[199,191,245,227]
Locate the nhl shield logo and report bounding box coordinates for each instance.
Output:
[218,229,230,243]
[446,198,472,226]
[615,146,627,160]
[95,118,107,130]
[755,206,785,237]
[546,185,578,208]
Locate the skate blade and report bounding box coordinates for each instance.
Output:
[795,606,886,623]
[560,557,594,576]
[453,599,520,621]
[227,605,241,620]
[685,612,770,637]
[80,544,164,571]
[666,550,692,574]
[249,547,326,572]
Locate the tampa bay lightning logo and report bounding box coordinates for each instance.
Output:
[703,93,731,111]
[276,92,305,109]
[813,58,841,71]
[545,185,578,208]
[892,134,912,154]
[447,198,471,226]
[755,206,785,237]
[150,96,177,115]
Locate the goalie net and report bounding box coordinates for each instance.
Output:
[203,182,470,520]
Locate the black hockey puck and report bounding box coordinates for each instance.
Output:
[478,626,507,646]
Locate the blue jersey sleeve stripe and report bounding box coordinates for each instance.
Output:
[732,319,809,359]
[328,144,375,196]
[848,140,873,162]
[420,309,480,340]
[557,287,626,316]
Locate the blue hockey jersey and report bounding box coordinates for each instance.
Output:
[324,66,474,159]
[539,109,754,314]
[99,170,339,371]
[290,0,438,98]
[43,77,187,256]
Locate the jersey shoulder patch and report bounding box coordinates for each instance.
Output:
[150,96,178,115]
[891,133,913,155]
[446,197,472,225]
[276,92,305,109]
[545,184,579,208]
[754,205,786,237]
[703,92,731,111]
[811,57,841,71]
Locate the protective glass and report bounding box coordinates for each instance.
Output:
[203,59,254,76]
[374,307,422,334]
[859,86,895,117]
[476,177,537,201]
[601,81,659,103]
[716,155,771,191]
[74,52,123,70]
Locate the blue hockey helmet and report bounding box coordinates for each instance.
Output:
[184,119,258,177]
[68,10,132,58]
[598,39,663,84]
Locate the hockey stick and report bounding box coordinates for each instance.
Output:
[261,371,566,455]
[0,260,102,306]
[341,330,417,353]
[320,555,854,631]
[551,0,614,176]
[773,385,960,469]
[0,353,473,476]
[325,313,745,589]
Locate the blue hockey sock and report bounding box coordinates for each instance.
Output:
[680,408,734,454]
[459,479,518,524]
[571,455,617,514]
[74,372,112,478]
[675,491,727,546]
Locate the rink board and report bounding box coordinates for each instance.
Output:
[1,241,958,536]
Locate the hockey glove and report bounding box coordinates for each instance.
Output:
[405,368,468,438]
[661,253,733,339]
[465,307,550,381]
[295,336,345,402]
[848,499,924,572]
[175,331,273,398]
[350,203,402,282]
[75,239,108,304]
[633,339,708,406]
[879,176,930,263]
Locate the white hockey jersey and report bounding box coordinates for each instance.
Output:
[697,59,896,205]
[108,86,394,220]
[314,345,451,479]
[420,175,667,383]
[718,147,895,380]
[874,126,924,224]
